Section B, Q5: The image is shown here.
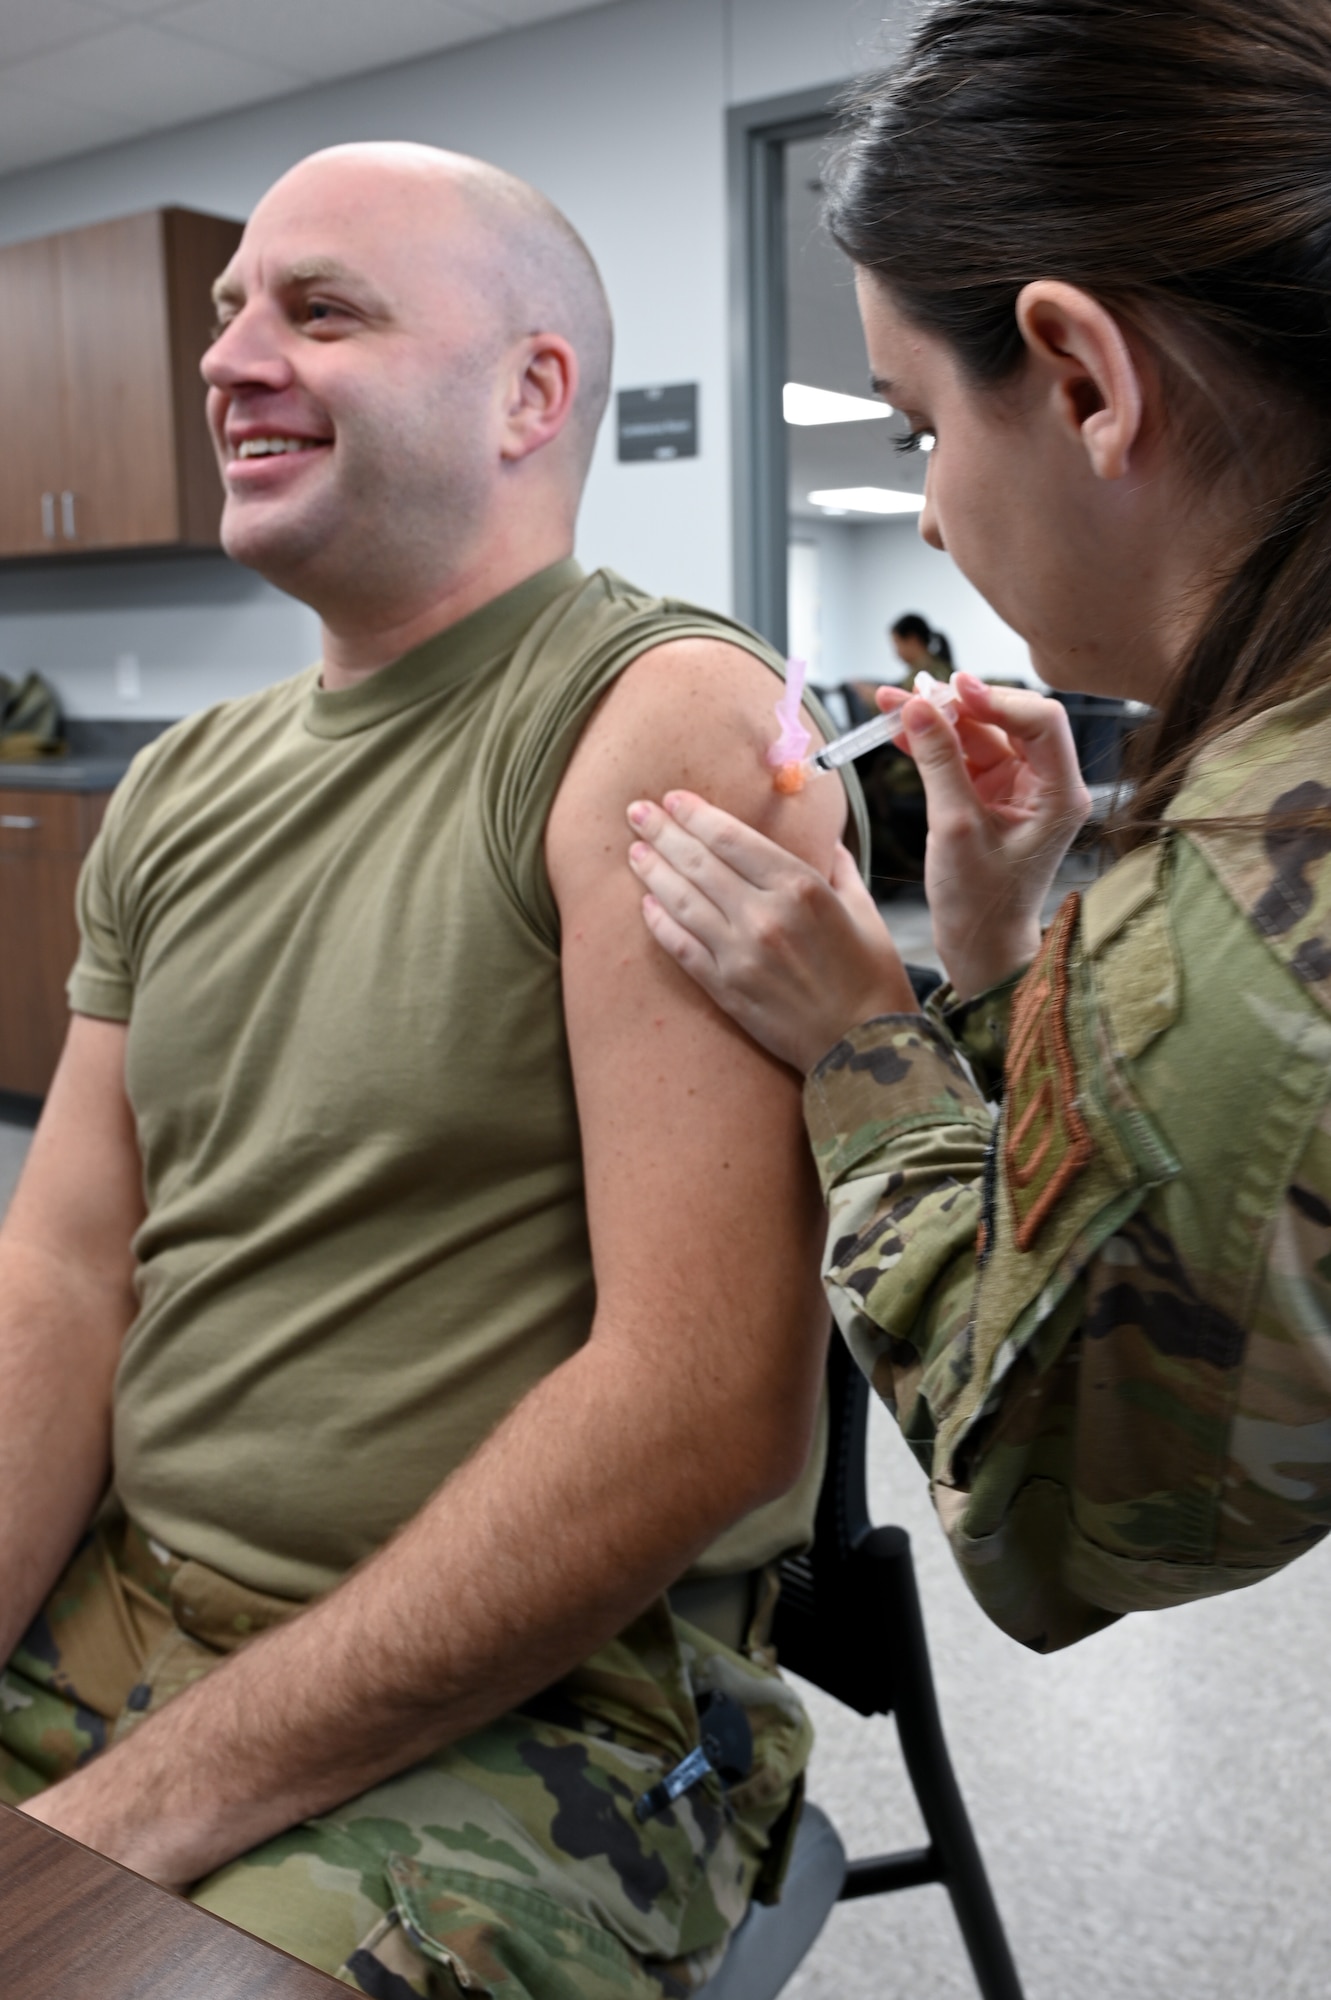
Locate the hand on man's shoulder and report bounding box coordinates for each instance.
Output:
[546,634,846,910]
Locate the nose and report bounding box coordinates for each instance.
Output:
[918,466,944,552]
[201,299,294,394]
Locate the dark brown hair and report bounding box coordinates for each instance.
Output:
[892,612,954,671]
[824,0,1331,843]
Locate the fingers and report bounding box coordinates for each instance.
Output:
[873,685,911,714]
[627,824,733,956]
[627,791,819,897]
[952,711,1018,778]
[951,674,1086,800]
[626,793,803,958]
[639,891,723,993]
[894,694,981,828]
[829,840,886,931]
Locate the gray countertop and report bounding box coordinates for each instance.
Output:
[0,758,129,793]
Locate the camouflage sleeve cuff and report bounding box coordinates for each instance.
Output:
[803,1013,992,1194]
[923,968,1027,1101]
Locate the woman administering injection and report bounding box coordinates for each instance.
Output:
[627,0,1331,1652]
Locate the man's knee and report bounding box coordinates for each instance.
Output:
[191,1834,400,1986]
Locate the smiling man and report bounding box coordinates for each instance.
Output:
[0,145,853,1997]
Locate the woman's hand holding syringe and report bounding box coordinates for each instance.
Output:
[876,673,1091,998]
[774,664,1091,995]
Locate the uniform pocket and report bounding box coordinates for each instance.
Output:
[384,1860,651,2000]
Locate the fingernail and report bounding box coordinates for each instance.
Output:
[662,791,686,814]
[910,706,939,731]
[629,842,651,865]
[627,802,650,828]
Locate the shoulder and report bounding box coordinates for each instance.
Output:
[547,632,847,897]
[90,673,312,877]
[1165,685,1331,1015]
[114,672,310,803]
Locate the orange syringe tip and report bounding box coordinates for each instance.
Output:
[772,762,806,795]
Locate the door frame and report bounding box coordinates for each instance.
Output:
[726,83,842,653]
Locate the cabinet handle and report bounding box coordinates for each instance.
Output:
[40,492,55,540]
[61,490,77,540]
[0,815,40,830]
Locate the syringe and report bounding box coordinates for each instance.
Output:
[809,671,958,773]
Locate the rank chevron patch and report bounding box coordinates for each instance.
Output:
[1003,892,1094,1253]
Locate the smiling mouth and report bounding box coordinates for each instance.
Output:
[234,437,327,459]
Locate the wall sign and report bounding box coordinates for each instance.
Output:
[617,383,699,462]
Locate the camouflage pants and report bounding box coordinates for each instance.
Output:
[0,1522,810,1998]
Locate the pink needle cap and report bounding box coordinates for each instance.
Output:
[767,657,812,771]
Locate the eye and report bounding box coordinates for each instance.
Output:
[895,427,936,456]
[300,295,355,331]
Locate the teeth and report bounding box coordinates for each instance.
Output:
[236,437,319,459]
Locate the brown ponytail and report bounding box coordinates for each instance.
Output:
[823,0,1331,843]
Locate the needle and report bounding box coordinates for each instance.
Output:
[809,673,959,773]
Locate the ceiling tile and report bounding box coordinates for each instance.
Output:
[81,0,197,16]
[0,0,119,67]
[0,0,613,180]
[161,0,499,85]
[0,81,140,180]
[469,0,611,24]
[3,21,311,123]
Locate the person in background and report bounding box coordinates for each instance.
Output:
[889,612,954,684]
[847,615,955,890]
[626,0,1331,1655]
[0,142,854,1997]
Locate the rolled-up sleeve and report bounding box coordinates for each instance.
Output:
[804,1015,995,1476]
[67,788,136,1022]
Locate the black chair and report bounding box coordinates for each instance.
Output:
[700,1334,1026,1999]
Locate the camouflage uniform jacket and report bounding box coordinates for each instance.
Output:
[804,682,1331,1653]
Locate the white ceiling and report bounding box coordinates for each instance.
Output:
[0,0,612,178]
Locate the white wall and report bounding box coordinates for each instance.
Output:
[0,0,912,720]
[791,514,1038,688]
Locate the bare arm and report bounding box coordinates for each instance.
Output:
[0,1015,143,1663]
[25,638,842,1888]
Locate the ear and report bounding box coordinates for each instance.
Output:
[499,333,579,463]
[1014,281,1144,480]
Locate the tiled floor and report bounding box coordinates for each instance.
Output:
[4,861,1327,1999]
[785,1398,1331,2000]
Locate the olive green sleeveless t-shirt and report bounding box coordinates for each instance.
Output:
[70,561,856,1601]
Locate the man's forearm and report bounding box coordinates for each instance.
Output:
[24,1297,821,1888]
[0,1244,119,1663]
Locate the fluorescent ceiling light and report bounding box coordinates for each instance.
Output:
[784,382,891,425]
[809,487,925,516]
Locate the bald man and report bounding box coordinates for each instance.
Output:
[0,146,856,1998]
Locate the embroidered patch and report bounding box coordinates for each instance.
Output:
[1003,893,1094,1253]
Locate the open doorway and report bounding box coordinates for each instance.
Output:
[728,91,1134,871]
[728,92,1033,701]
[730,90,1034,896]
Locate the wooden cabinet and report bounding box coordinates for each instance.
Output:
[0,208,242,559]
[0,789,110,1096]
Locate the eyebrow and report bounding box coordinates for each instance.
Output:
[870,375,895,400]
[210,256,391,312]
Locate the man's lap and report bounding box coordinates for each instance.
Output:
[0,1522,810,1999]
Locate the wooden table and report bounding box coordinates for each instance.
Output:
[0,1803,347,1997]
